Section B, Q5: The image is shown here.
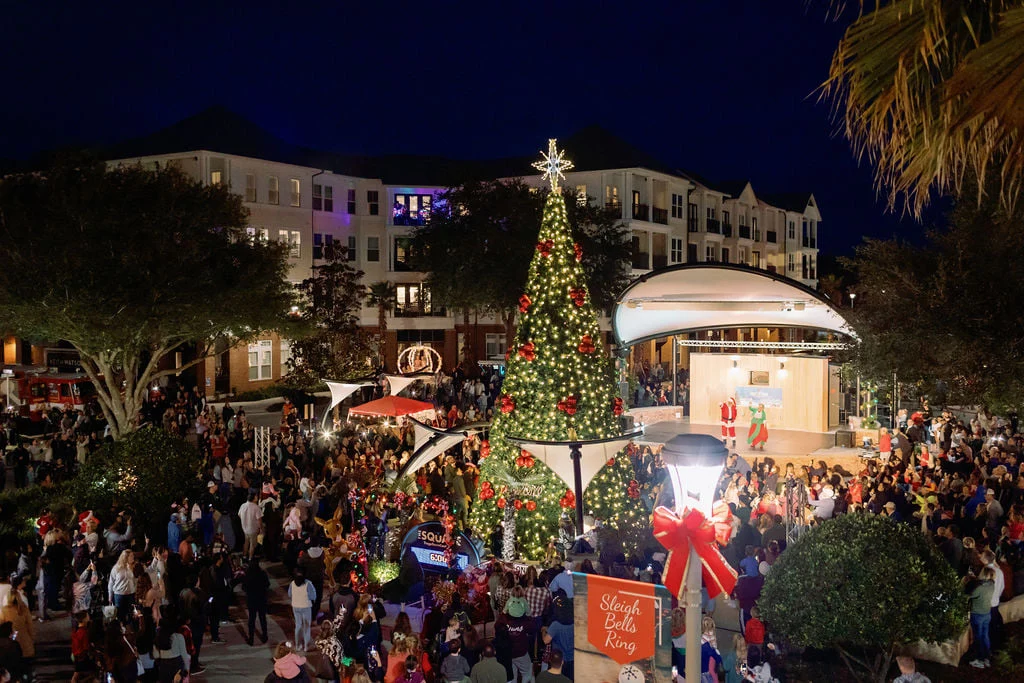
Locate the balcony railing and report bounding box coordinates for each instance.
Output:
[632,203,649,221]
[394,304,447,318]
[766,230,777,244]
[652,254,668,269]
[688,218,699,233]
[651,207,668,225]
[739,226,751,239]
[605,201,622,214]
[631,252,650,270]
[721,223,733,237]
[706,218,721,234]
[392,214,428,227]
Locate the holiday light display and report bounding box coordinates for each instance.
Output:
[469,139,644,559]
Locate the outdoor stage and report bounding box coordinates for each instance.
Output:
[630,408,870,475]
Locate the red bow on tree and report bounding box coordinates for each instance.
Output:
[518,342,536,361]
[515,449,535,468]
[556,395,578,416]
[653,502,737,601]
[578,334,596,354]
[612,397,624,416]
[569,287,586,307]
[479,482,494,500]
[479,440,490,459]
[518,294,532,313]
[536,239,554,257]
[573,242,583,262]
[560,489,576,509]
[499,395,515,414]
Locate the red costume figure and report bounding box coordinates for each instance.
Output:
[720,396,738,447]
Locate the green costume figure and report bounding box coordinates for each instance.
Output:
[747,403,768,450]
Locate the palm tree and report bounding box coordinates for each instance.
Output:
[485,455,549,561]
[366,281,396,367]
[822,1,1024,216]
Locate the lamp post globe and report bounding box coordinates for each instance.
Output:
[659,433,728,683]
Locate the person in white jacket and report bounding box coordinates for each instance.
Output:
[108,549,137,624]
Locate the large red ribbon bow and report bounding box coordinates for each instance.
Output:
[653,501,737,601]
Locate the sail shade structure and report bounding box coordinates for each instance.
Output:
[508,429,644,491]
[613,264,856,348]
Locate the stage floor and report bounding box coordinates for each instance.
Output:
[635,418,869,475]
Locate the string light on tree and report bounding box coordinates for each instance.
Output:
[469,139,645,559]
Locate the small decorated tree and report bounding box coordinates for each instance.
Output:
[759,514,967,683]
[469,140,642,560]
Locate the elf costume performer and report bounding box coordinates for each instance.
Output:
[747,403,768,450]
[720,396,738,448]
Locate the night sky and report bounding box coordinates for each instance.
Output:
[1,0,924,256]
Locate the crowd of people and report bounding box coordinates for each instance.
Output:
[3,371,1024,681]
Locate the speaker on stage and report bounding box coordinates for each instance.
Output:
[835,430,855,448]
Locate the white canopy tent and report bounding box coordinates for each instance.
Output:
[612,264,856,348]
[322,380,373,430]
[396,420,491,483]
[383,372,434,397]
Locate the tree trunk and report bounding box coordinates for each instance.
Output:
[502,504,516,561]
[378,304,388,369]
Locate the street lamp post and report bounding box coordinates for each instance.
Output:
[659,434,727,683]
[849,291,856,309]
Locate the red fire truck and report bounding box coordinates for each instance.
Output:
[1,366,98,420]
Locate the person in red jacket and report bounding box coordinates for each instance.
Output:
[70,611,93,682]
[720,397,738,448]
[743,606,766,667]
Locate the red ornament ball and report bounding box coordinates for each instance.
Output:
[525,500,537,512]
[518,294,532,313]
[513,499,523,511]
[607,457,616,467]
[496,497,506,509]
[500,395,515,414]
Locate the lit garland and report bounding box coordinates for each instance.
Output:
[468,140,643,559]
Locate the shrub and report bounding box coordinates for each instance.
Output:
[759,514,966,682]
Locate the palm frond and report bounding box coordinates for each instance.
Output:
[821,0,1024,216]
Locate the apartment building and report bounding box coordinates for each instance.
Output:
[2,110,824,395]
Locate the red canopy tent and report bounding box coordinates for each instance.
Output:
[347,395,435,419]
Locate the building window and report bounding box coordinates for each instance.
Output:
[706,206,716,219]
[245,173,257,202]
[604,185,619,208]
[788,220,795,240]
[347,235,357,261]
[722,210,731,226]
[788,253,795,272]
[705,244,717,262]
[367,236,380,262]
[210,170,222,186]
[670,238,684,263]
[280,339,293,373]
[290,179,301,207]
[395,283,428,316]
[279,230,301,258]
[485,333,507,359]
[575,185,588,206]
[347,188,356,214]
[752,250,761,268]
[688,203,699,232]
[367,190,379,215]
[268,176,280,205]
[393,236,419,271]
[721,247,730,263]
[314,184,333,212]
[802,254,808,279]
[313,233,334,260]
[738,246,748,264]
[671,193,685,219]
[248,340,273,381]
[393,194,432,226]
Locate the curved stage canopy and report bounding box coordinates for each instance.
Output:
[612,264,856,348]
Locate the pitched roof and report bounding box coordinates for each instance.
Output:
[760,192,813,213]
[716,180,752,199]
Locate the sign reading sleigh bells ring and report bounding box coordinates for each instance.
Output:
[574,573,673,683]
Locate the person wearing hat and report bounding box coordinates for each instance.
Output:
[497,592,536,683]
[299,544,326,618]
[882,501,902,522]
[542,595,574,679]
[985,488,1004,527]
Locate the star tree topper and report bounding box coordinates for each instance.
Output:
[531,138,574,191]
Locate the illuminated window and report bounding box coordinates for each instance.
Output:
[210,171,222,186]
[705,245,717,262]
[290,179,301,207]
[248,340,273,381]
[604,185,619,207]
[393,194,432,225]
[575,185,587,206]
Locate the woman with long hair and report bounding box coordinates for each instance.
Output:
[152,618,189,682]
[103,620,140,682]
[108,549,138,624]
[0,592,35,672]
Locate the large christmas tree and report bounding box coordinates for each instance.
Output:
[469,140,644,560]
